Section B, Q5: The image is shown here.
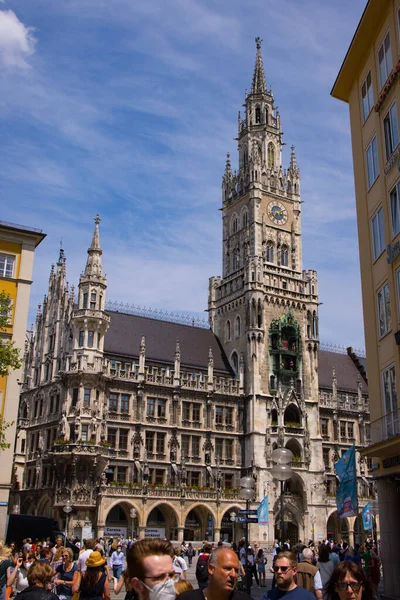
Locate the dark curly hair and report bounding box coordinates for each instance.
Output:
[324,562,374,600]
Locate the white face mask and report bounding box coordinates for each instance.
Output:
[24,562,33,569]
[141,578,176,600]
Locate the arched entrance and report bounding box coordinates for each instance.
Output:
[273,473,305,545]
[105,504,129,540]
[146,504,178,540]
[184,506,215,541]
[327,511,349,542]
[274,509,299,546]
[220,507,243,543]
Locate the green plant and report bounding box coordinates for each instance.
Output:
[99,441,111,448]
[285,421,301,428]
[53,438,71,445]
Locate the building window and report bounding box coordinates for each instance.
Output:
[182,402,190,421]
[192,404,200,422]
[266,241,274,263]
[231,215,238,234]
[340,421,347,440]
[366,136,379,188]
[157,399,166,418]
[378,31,393,88]
[181,435,189,458]
[224,474,233,489]
[323,447,330,469]
[361,71,374,122]
[225,320,231,342]
[216,438,223,458]
[83,293,88,309]
[78,331,85,347]
[155,469,164,485]
[156,432,165,455]
[348,422,354,439]
[83,388,91,406]
[396,270,400,316]
[216,406,223,425]
[117,466,127,483]
[87,331,94,347]
[390,180,400,236]
[119,429,128,450]
[81,424,88,442]
[90,292,96,309]
[382,365,398,436]
[107,428,117,448]
[192,436,200,458]
[371,207,385,260]
[147,398,155,417]
[321,418,328,437]
[145,431,154,454]
[268,142,275,168]
[109,393,118,412]
[384,102,399,160]
[120,394,129,413]
[226,407,233,426]
[377,282,391,337]
[0,254,15,278]
[225,439,233,460]
[189,471,200,487]
[72,388,79,407]
[242,211,248,227]
[281,245,289,267]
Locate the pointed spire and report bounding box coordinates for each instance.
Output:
[289,145,299,173]
[84,215,103,277]
[251,37,267,94]
[224,153,232,178]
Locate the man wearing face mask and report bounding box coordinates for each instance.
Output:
[128,539,176,600]
[179,548,251,600]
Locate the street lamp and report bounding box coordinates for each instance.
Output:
[229,512,237,545]
[240,476,256,594]
[271,447,293,546]
[63,500,73,543]
[310,514,316,541]
[130,508,137,539]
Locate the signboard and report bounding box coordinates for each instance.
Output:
[238,509,258,516]
[0,502,8,507]
[144,528,165,539]
[104,526,127,538]
[82,525,92,540]
[237,516,258,524]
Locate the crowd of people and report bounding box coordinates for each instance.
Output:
[0,535,382,600]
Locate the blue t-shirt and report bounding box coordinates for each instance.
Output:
[263,586,316,600]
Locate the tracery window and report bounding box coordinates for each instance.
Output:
[281,245,289,266]
[268,142,275,168]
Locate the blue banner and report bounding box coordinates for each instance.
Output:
[257,495,269,525]
[362,503,373,530]
[334,446,358,519]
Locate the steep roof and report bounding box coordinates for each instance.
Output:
[318,350,368,394]
[104,311,232,374]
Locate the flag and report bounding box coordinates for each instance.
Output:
[362,503,373,530]
[257,495,269,525]
[334,446,358,518]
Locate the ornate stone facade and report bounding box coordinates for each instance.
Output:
[11,41,373,546]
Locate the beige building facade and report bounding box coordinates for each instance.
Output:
[12,42,373,547]
[332,1,400,597]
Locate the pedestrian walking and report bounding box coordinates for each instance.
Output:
[53,548,78,600]
[187,544,195,567]
[0,543,13,600]
[15,562,58,600]
[110,545,124,580]
[262,551,316,600]
[316,545,334,600]
[324,562,373,600]
[72,551,110,600]
[256,548,267,587]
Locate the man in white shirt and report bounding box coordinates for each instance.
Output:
[78,539,96,572]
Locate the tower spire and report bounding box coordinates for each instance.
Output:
[251,37,267,94]
[84,214,103,277]
[289,145,299,173]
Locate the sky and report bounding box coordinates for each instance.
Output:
[0,0,368,350]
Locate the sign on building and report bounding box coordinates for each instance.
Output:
[144,528,165,539]
[104,527,127,538]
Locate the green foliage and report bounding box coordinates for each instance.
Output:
[0,416,13,450]
[0,290,23,377]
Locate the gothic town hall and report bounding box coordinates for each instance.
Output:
[12,40,373,547]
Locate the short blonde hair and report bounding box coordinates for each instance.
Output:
[175,580,194,595]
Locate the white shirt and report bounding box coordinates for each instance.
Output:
[78,549,93,572]
[173,556,187,580]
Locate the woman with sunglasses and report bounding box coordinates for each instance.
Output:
[324,562,374,600]
[54,548,78,600]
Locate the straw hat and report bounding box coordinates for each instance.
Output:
[86,551,106,568]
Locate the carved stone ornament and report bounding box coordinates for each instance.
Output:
[73,485,91,503]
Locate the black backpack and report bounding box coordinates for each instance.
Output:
[196,555,209,582]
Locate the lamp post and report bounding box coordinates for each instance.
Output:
[130,508,137,539]
[310,514,316,541]
[63,500,73,543]
[271,448,293,547]
[230,512,237,545]
[240,476,256,594]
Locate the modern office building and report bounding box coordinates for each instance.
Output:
[332,0,400,596]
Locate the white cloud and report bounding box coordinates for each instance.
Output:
[0,10,36,68]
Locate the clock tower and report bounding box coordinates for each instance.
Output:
[208,38,323,540]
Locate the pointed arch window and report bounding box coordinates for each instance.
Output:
[235,315,241,338]
[226,320,231,342]
[82,293,88,309]
[268,142,275,168]
[231,351,239,375]
[242,210,248,228]
[231,215,238,234]
[265,109,269,124]
[281,245,289,267]
[90,292,97,309]
[287,180,292,194]
[79,330,85,347]
[266,241,274,263]
[255,106,261,124]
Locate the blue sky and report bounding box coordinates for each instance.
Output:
[1,0,367,349]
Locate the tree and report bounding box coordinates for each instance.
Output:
[0,290,22,449]
[0,290,23,376]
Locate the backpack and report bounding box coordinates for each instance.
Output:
[196,555,209,582]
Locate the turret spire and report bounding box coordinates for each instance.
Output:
[84,215,103,277]
[289,145,299,173]
[251,37,267,94]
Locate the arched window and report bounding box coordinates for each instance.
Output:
[266,241,274,262]
[265,109,269,124]
[231,351,239,375]
[255,106,261,124]
[257,299,263,328]
[226,320,231,342]
[271,408,278,425]
[231,215,238,234]
[294,183,298,194]
[242,210,248,227]
[284,404,301,426]
[281,245,289,267]
[268,142,275,168]
[287,180,292,194]
[235,316,241,338]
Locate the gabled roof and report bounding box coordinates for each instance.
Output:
[104,311,232,374]
[318,350,368,394]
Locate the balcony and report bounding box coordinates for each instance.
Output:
[99,484,242,501]
[50,442,116,458]
[370,409,400,445]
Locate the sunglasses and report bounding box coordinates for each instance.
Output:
[62,555,70,559]
[273,566,293,573]
[335,582,362,592]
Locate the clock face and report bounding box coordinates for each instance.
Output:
[268,201,288,225]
